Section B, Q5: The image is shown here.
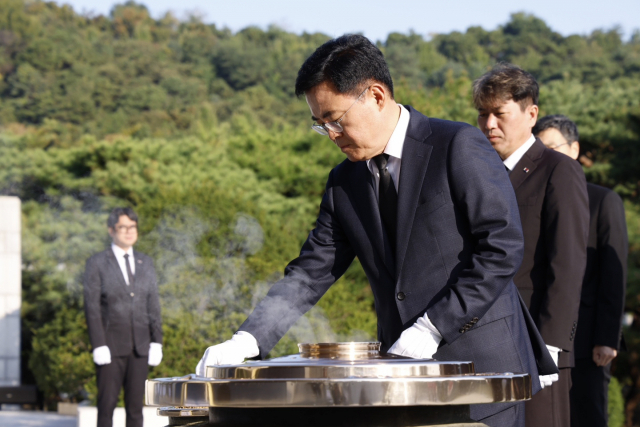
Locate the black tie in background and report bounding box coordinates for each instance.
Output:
[124,254,135,286]
[373,154,398,252]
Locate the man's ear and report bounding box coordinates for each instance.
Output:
[370,83,387,110]
[570,141,581,161]
[528,104,539,124]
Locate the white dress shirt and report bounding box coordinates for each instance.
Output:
[503,134,536,172]
[365,104,443,358]
[111,243,135,285]
[366,104,410,196]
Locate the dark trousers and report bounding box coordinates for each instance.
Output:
[570,358,610,427]
[96,352,148,427]
[525,367,572,427]
[479,402,525,427]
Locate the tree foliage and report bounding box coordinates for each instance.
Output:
[1,1,639,421]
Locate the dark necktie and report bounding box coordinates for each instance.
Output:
[123,254,135,286]
[372,154,398,252]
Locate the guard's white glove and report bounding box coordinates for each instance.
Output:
[148,342,163,366]
[388,312,442,359]
[195,331,260,376]
[539,345,561,389]
[93,346,111,365]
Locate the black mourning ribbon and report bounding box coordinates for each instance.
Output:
[124,254,135,286]
[373,154,398,253]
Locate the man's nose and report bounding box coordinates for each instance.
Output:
[328,128,341,143]
[485,114,497,129]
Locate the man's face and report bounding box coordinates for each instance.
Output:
[108,215,138,250]
[305,81,386,162]
[477,99,538,160]
[537,128,580,160]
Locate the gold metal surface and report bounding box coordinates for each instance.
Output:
[157,406,208,417]
[146,342,532,410]
[208,355,475,379]
[146,373,531,407]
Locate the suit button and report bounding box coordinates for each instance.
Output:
[130,292,134,297]
[472,317,479,323]
[459,328,465,333]
[397,292,405,301]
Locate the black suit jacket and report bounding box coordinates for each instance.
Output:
[240,107,557,420]
[83,248,163,357]
[509,138,589,368]
[574,183,628,358]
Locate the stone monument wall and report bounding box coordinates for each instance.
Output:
[0,196,21,386]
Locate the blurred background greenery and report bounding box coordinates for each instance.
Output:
[1,0,639,424]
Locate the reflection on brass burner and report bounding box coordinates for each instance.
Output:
[298,342,382,359]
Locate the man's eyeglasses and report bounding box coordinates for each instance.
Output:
[546,142,572,150]
[115,225,138,233]
[311,87,369,136]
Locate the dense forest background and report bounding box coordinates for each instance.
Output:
[1,0,639,425]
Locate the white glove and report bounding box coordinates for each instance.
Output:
[539,345,561,388]
[148,342,163,366]
[195,331,260,376]
[93,346,111,365]
[388,312,442,359]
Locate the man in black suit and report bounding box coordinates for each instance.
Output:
[84,207,163,427]
[474,66,590,427]
[534,115,628,427]
[196,35,557,427]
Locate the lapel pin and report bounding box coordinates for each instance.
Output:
[523,167,530,173]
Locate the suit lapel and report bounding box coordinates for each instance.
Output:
[348,161,395,275]
[396,108,433,279]
[106,248,128,288]
[132,250,145,287]
[509,139,545,191]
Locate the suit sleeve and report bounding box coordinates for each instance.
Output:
[538,159,589,350]
[147,258,163,344]
[426,126,525,344]
[239,170,356,358]
[83,256,107,350]
[594,190,628,349]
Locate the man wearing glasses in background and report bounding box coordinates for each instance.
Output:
[534,115,628,427]
[196,34,557,427]
[84,207,163,427]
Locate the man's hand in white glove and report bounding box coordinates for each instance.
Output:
[148,342,163,366]
[388,312,442,359]
[195,331,260,376]
[93,346,111,365]
[539,345,561,389]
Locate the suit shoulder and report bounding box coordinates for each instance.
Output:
[328,157,358,182]
[542,148,584,175]
[428,118,477,138]
[86,249,110,265]
[587,183,613,203]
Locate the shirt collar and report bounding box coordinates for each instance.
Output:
[503,134,536,171]
[111,243,134,258]
[366,104,410,168]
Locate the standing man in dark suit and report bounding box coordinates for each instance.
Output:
[196,35,557,427]
[474,65,590,427]
[534,115,628,427]
[84,207,163,427]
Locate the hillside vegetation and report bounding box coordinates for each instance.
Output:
[1,1,639,423]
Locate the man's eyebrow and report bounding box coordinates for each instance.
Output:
[311,111,338,121]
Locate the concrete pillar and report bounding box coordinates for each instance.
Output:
[0,196,21,386]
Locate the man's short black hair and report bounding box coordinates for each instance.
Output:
[107,207,138,229]
[294,34,394,98]
[473,63,539,111]
[533,115,579,143]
